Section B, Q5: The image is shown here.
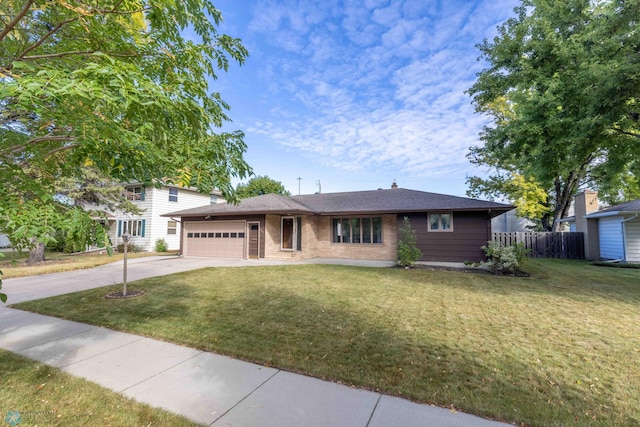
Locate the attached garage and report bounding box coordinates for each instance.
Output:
[183,221,246,258]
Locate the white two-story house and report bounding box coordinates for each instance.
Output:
[109,183,222,252]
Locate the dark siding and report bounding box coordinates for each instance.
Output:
[179,215,266,258]
[399,212,491,262]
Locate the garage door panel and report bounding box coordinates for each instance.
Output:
[184,221,245,258]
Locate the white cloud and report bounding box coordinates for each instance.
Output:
[243,0,519,183]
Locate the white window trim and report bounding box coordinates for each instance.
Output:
[332,216,383,244]
[427,212,454,232]
[169,188,178,202]
[167,220,177,235]
[125,186,144,201]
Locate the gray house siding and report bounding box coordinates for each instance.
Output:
[625,219,640,262]
[598,217,625,260]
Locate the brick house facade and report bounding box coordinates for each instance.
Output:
[165,187,513,263]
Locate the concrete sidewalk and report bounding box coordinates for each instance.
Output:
[1,257,511,426]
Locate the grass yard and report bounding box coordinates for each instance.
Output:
[0,350,197,426]
[14,259,640,426]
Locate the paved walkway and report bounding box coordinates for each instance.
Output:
[0,256,510,426]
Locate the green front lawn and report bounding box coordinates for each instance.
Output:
[15,259,640,426]
[1,350,197,426]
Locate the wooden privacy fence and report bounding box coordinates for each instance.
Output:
[493,232,584,259]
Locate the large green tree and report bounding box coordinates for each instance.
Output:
[236,175,291,199]
[467,0,640,231]
[0,0,251,297]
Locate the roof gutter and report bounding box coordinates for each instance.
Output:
[585,210,640,219]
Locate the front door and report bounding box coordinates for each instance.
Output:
[248,222,260,259]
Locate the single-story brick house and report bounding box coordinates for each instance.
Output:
[164,186,513,263]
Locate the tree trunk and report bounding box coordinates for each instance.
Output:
[26,241,46,265]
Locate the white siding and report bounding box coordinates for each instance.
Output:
[598,217,624,260]
[111,186,213,251]
[147,187,212,251]
[491,210,534,232]
[625,218,640,263]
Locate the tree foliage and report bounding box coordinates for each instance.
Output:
[396,217,423,267]
[0,1,251,273]
[236,175,291,199]
[467,0,640,230]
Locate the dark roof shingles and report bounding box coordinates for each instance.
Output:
[165,188,513,217]
[594,198,640,214]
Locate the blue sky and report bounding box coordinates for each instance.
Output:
[210,0,520,197]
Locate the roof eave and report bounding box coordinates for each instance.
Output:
[585,210,640,219]
[163,209,314,218]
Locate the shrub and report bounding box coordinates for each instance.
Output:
[154,238,168,252]
[396,217,423,267]
[45,229,67,252]
[481,241,528,274]
[116,242,143,253]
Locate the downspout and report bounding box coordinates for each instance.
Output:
[621,214,639,262]
[171,217,184,257]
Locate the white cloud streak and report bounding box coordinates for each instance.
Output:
[246,0,519,180]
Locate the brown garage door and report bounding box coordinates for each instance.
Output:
[184,221,246,258]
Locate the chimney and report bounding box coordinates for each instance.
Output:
[391,180,398,189]
[574,190,599,260]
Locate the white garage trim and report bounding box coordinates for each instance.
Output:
[183,220,246,258]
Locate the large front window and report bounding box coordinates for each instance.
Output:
[332,217,382,244]
[118,219,145,237]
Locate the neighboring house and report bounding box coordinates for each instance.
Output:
[0,234,10,248]
[561,190,640,262]
[584,198,640,263]
[107,183,223,252]
[491,209,535,232]
[164,185,513,263]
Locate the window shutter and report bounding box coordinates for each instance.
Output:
[140,187,146,201]
[141,219,146,237]
[117,220,122,237]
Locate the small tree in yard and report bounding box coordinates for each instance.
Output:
[397,217,423,267]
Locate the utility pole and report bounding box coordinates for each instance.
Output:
[297,177,302,195]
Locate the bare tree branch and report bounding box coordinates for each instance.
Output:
[92,7,148,15]
[17,17,78,61]
[0,0,35,44]
[26,135,77,145]
[44,143,80,157]
[17,50,139,61]
[613,127,640,140]
[4,135,77,155]
[16,141,79,167]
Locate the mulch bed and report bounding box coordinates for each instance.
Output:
[397,264,530,277]
[105,290,145,299]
